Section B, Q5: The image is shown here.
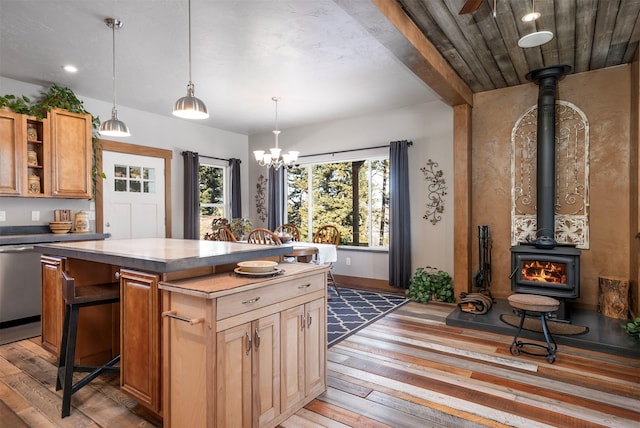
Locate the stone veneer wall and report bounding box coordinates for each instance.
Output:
[471,65,632,311]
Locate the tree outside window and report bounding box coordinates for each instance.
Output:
[287,158,389,246]
[199,163,227,238]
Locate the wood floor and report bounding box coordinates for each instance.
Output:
[1,301,638,427]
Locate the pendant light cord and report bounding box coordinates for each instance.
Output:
[111,20,117,109]
[188,0,193,85]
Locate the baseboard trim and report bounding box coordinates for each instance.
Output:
[333,274,406,296]
[0,315,41,330]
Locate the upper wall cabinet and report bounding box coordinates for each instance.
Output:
[49,108,92,198]
[0,110,23,195]
[0,108,92,199]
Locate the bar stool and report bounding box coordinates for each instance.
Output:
[507,293,560,363]
[56,271,120,418]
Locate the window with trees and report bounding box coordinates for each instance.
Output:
[199,162,227,238]
[287,158,389,247]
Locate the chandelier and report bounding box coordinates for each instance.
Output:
[253,97,299,169]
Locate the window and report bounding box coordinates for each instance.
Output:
[287,158,389,247]
[114,164,156,193]
[199,162,228,238]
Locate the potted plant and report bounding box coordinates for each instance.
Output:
[406,266,455,304]
[622,317,640,339]
[230,218,252,241]
[0,94,32,114]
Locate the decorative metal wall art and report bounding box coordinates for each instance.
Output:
[511,100,590,248]
[421,159,447,225]
[255,174,268,222]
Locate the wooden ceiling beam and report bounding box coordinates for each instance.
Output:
[334,0,473,106]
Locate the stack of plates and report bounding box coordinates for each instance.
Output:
[235,260,281,276]
[49,221,72,234]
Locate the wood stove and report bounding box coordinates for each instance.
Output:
[509,65,580,321]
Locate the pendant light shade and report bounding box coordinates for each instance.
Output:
[99,18,130,137]
[173,0,208,119]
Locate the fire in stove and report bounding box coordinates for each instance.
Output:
[521,260,567,284]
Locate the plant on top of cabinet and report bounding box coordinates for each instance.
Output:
[0,94,32,115]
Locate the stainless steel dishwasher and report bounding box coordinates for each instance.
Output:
[0,244,42,326]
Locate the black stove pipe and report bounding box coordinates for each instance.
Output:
[525,65,571,250]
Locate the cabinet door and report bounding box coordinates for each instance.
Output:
[40,256,64,354]
[280,305,305,413]
[252,313,281,427]
[304,298,326,398]
[120,269,161,414]
[0,110,23,195]
[49,108,92,198]
[217,322,252,428]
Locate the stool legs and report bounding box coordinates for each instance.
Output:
[509,309,557,363]
[56,303,120,418]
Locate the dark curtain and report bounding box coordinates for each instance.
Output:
[229,158,242,218]
[183,151,200,239]
[267,167,285,230]
[389,140,412,288]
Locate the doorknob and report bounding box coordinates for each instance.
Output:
[105,222,111,227]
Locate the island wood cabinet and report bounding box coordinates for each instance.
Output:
[0,108,91,198]
[160,264,328,428]
[40,256,64,354]
[119,269,162,414]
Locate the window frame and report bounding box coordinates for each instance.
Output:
[198,159,230,237]
[286,152,390,248]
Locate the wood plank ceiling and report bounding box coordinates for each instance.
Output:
[395,0,640,93]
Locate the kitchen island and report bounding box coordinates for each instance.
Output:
[33,238,322,422]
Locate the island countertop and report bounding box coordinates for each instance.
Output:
[33,238,291,273]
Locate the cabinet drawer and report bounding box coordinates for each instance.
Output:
[217,274,324,320]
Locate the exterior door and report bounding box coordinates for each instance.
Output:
[102,151,165,239]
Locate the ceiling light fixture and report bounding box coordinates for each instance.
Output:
[63,65,78,73]
[518,30,554,48]
[173,0,208,119]
[253,97,299,169]
[99,18,130,137]
[522,0,541,22]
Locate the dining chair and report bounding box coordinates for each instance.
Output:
[274,223,301,242]
[217,226,237,242]
[312,225,341,296]
[247,228,283,245]
[313,225,341,245]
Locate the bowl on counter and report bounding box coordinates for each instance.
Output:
[236,260,278,273]
[49,221,72,234]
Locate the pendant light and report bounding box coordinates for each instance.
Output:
[173,0,209,119]
[253,97,299,169]
[99,18,130,137]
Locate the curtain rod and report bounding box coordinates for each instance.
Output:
[298,141,412,159]
[182,151,231,162]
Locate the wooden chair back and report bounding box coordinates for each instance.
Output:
[313,225,340,245]
[274,223,301,242]
[247,228,283,246]
[217,226,237,242]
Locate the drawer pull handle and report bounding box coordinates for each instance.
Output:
[307,312,312,327]
[241,297,261,305]
[162,310,204,325]
[298,283,311,289]
[246,331,252,355]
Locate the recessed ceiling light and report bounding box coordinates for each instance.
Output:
[518,31,554,48]
[63,65,78,73]
[521,11,541,22]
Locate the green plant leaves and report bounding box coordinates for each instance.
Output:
[406,266,455,304]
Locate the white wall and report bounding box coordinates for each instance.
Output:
[248,101,454,283]
[0,77,249,237]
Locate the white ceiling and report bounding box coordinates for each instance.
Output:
[0,0,439,135]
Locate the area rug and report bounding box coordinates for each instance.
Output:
[327,288,409,348]
[500,314,589,336]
